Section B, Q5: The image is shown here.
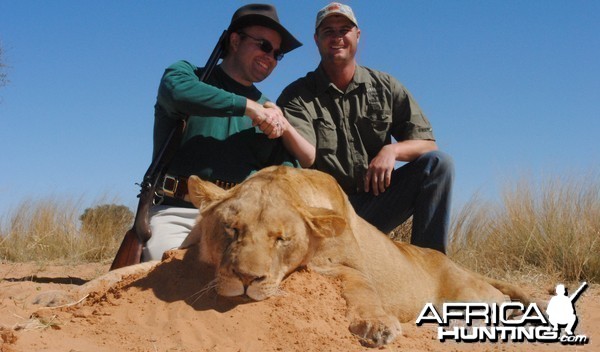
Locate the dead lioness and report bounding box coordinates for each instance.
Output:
[181,166,532,347]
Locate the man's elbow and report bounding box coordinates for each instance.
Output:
[299,159,314,168]
[300,146,316,168]
[298,153,315,168]
[426,140,439,152]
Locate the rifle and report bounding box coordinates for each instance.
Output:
[569,282,588,302]
[110,30,228,271]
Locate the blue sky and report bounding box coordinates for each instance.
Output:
[0,1,598,218]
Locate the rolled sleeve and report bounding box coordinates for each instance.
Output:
[391,77,435,141]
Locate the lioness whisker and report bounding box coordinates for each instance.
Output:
[186,279,218,304]
[267,287,287,297]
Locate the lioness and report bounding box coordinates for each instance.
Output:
[181,166,532,347]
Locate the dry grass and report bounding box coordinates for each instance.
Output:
[0,198,81,263]
[0,197,131,264]
[1,172,598,285]
[449,172,599,284]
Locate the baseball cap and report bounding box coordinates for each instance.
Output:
[315,2,358,30]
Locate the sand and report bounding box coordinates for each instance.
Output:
[1,249,598,352]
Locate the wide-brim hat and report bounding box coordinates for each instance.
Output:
[227,4,302,54]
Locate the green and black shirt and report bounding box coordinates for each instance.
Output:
[154,60,296,186]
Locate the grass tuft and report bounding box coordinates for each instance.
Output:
[0,197,131,264]
[449,172,599,284]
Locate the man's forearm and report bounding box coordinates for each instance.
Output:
[281,121,316,168]
[388,139,438,162]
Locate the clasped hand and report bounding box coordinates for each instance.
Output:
[246,100,287,139]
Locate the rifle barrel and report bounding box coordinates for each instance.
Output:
[569,282,588,302]
[198,30,227,81]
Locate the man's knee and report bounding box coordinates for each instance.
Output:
[409,151,454,186]
[421,150,454,174]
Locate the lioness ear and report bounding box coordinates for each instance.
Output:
[305,207,347,238]
[187,175,227,209]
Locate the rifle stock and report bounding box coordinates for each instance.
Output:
[110,30,227,271]
[109,227,143,271]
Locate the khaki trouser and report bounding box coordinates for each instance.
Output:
[142,205,200,261]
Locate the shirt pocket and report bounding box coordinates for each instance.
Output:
[314,116,338,154]
[357,110,392,153]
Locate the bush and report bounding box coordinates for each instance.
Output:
[79,204,134,261]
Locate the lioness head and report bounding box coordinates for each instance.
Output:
[182,169,346,301]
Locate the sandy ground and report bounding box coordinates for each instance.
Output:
[1,249,598,352]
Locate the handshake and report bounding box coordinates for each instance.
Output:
[246,99,288,139]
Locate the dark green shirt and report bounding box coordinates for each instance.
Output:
[277,64,434,194]
[154,60,296,184]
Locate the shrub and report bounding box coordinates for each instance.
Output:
[79,204,134,261]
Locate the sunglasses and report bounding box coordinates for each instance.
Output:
[237,32,284,61]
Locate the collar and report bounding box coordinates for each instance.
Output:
[211,65,262,101]
[314,64,370,95]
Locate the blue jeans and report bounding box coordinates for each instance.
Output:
[348,151,454,254]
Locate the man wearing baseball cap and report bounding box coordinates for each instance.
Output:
[143,4,306,261]
[278,3,454,253]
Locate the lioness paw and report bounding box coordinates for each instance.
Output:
[349,316,401,347]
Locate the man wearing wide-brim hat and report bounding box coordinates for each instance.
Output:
[143,4,307,261]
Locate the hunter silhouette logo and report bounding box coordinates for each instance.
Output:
[415,282,589,345]
[546,282,587,336]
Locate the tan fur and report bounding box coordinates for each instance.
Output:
[182,166,532,347]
